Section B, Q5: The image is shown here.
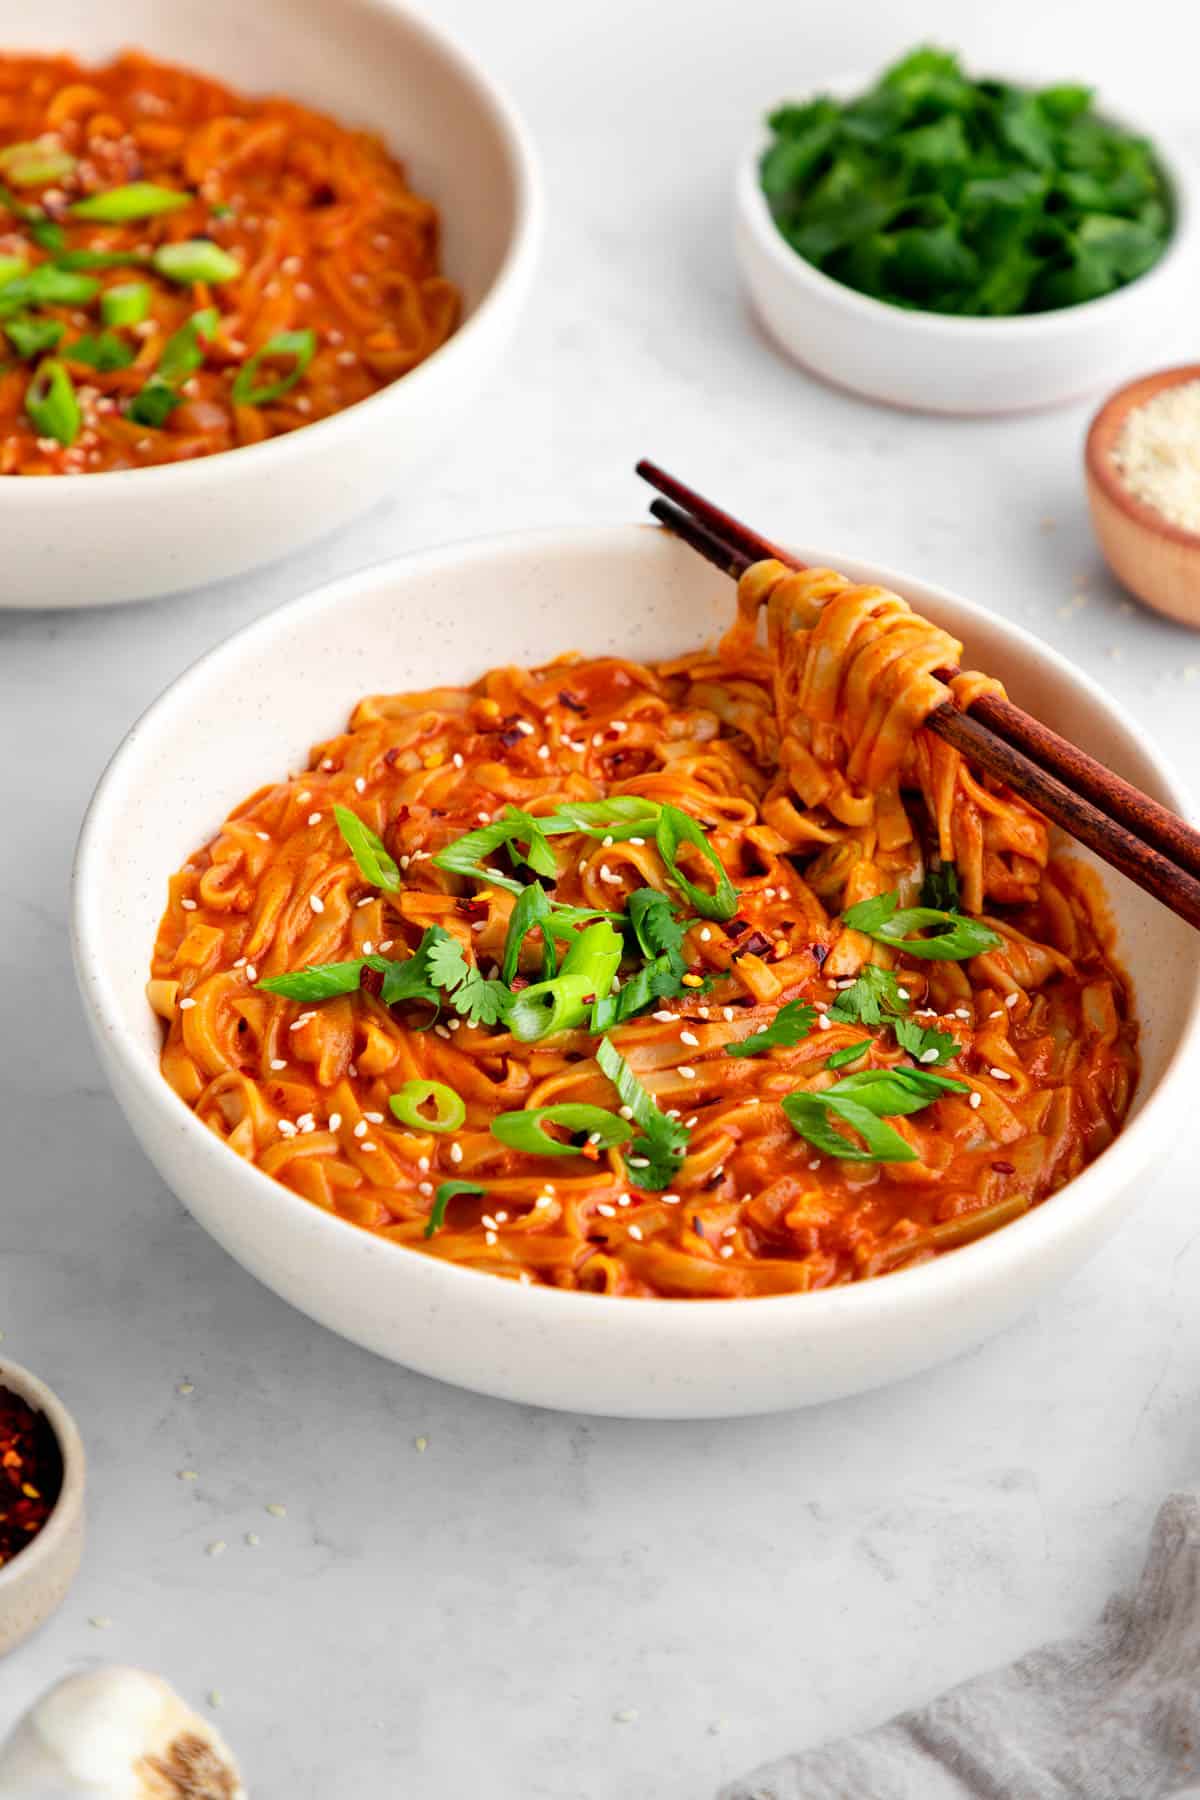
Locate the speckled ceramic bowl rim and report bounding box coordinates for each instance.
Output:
[0,1359,85,1599]
[737,70,1198,338]
[71,526,1200,1351]
[1086,363,1200,551]
[0,0,542,508]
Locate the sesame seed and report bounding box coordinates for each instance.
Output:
[277,1120,297,1138]
[181,898,197,911]
[328,1113,342,1131]
[680,1030,700,1047]
[309,894,324,913]
[355,776,366,793]
[809,1158,821,1170]
[618,1105,634,1120]
[178,997,196,1010]
[897,987,910,1001]
[919,1047,940,1064]
[307,812,321,826]
[678,1065,696,1079]
[245,965,257,982]
[418,1181,433,1196]
[700,928,712,942]
[516,719,536,736]
[969,1092,982,1110]
[453,752,464,768]
[485,1230,497,1245]
[628,1224,643,1241]
[719,1246,734,1259]
[434,1025,451,1039]
[722,1007,734,1022]
[380,940,394,952]
[536,744,551,760]
[988,1010,1003,1020]
[817,1014,831,1032]
[630,836,645,846]
[653,1011,674,1022]
[361,1142,377,1153]
[270,1058,286,1070]
[257,830,271,841]
[1005,993,1019,1009]
[954,1008,972,1020]
[597,1203,616,1217]
[298,790,311,802]
[628,1156,650,1169]
[177,1383,194,1396]
[362,941,374,956]
[418,1156,430,1171]
[989,1067,1011,1081]
[354,1121,367,1138]
[364,1111,383,1124]
[89,1616,112,1630]
[450,1143,464,1164]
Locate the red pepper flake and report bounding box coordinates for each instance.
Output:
[558,690,588,715]
[499,728,523,749]
[738,931,773,959]
[991,1160,1016,1174]
[0,1386,62,1570]
[383,747,401,767]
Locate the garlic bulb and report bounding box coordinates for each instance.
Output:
[0,1667,246,1799]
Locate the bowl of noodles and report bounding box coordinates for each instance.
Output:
[71,525,1200,1417]
[0,0,540,608]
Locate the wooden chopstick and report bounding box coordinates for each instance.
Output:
[639,461,1200,933]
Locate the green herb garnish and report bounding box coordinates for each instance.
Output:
[127,309,219,427]
[596,1036,689,1191]
[425,1180,483,1238]
[153,239,240,285]
[507,921,622,1042]
[231,328,316,406]
[490,1103,632,1158]
[71,182,190,223]
[434,806,558,895]
[24,358,79,445]
[389,1079,465,1134]
[424,931,511,1028]
[0,138,76,187]
[841,890,1001,960]
[761,47,1171,317]
[782,1063,968,1162]
[65,330,135,371]
[3,314,63,358]
[257,957,380,1001]
[0,266,99,313]
[892,1015,960,1067]
[726,998,817,1059]
[828,965,907,1027]
[333,804,401,892]
[654,802,739,920]
[501,882,559,984]
[825,1039,872,1070]
[100,281,151,327]
[920,861,960,911]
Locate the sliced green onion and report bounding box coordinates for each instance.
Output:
[506,920,623,1043]
[782,1090,917,1163]
[433,806,557,895]
[126,377,178,429]
[54,248,151,271]
[425,1179,484,1238]
[101,281,152,326]
[491,1103,632,1158]
[827,1065,969,1112]
[257,959,369,1001]
[333,804,401,892]
[0,254,27,289]
[0,265,100,312]
[65,330,135,371]
[595,1035,690,1191]
[3,313,63,358]
[25,358,80,446]
[0,138,77,187]
[501,883,558,985]
[388,1080,466,1134]
[71,182,190,222]
[841,891,1002,961]
[655,802,739,920]
[825,1039,872,1071]
[231,328,317,406]
[28,219,64,251]
[153,239,241,285]
[156,307,219,382]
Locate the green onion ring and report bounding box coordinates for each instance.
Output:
[388,1080,466,1135]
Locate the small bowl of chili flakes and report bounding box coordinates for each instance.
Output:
[0,1358,85,1657]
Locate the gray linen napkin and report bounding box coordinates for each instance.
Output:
[721,1494,1200,1800]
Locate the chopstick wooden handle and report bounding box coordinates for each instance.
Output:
[931,704,1200,929]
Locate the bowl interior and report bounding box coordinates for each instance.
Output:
[1,0,521,316]
[78,525,1197,1180]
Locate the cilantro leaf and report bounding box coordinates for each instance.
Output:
[893,1015,960,1067]
[828,965,907,1027]
[725,999,817,1059]
[595,1036,689,1192]
[425,929,511,1027]
[590,953,692,1032]
[626,886,687,967]
[920,861,960,911]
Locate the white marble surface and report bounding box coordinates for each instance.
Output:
[3,1,1200,1793]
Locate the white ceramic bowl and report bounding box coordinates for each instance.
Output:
[2,0,540,610]
[72,527,1200,1418]
[0,1359,85,1658]
[735,73,1200,414]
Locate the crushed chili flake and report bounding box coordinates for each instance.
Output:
[0,1385,63,1569]
[558,690,588,715]
[738,931,773,959]
[991,1160,1016,1174]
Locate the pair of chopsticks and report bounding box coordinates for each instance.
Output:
[636,460,1200,933]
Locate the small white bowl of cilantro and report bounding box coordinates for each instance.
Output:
[735,48,1199,413]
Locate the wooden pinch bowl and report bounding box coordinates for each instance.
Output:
[1086,363,1200,627]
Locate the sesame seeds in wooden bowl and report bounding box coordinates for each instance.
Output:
[1085,364,1200,627]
